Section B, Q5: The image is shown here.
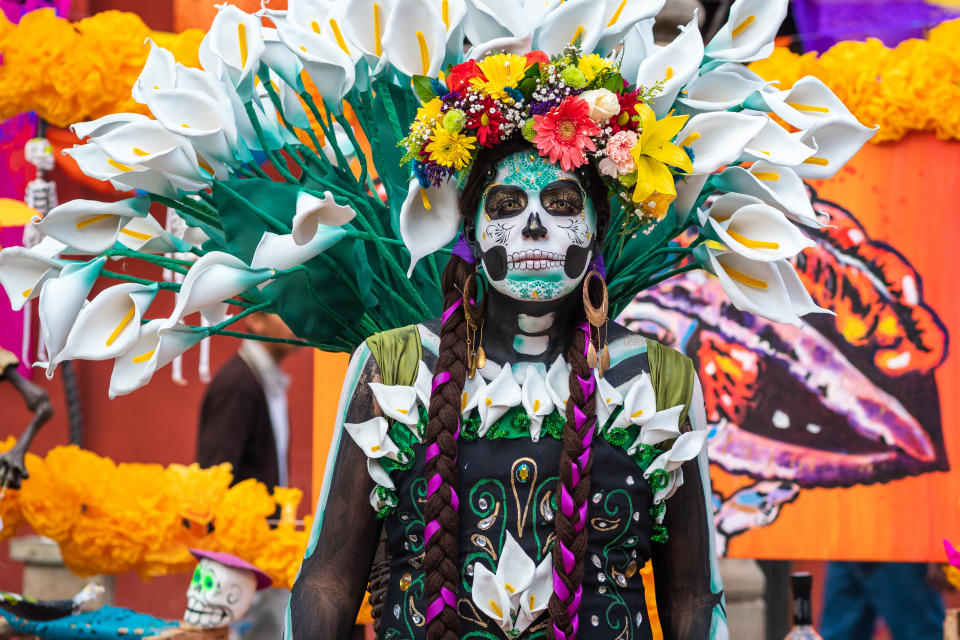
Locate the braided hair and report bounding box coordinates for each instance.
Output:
[422,137,609,640]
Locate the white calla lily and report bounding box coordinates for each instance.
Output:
[713,161,819,226]
[521,366,554,441]
[262,30,308,92]
[460,372,487,416]
[90,120,210,191]
[344,416,401,459]
[382,0,447,77]
[629,404,683,452]
[545,355,570,409]
[597,0,664,53]
[71,113,151,140]
[285,0,364,65]
[132,39,176,104]
[795,117,877,179]
[341,0,394,70]
[159,252,275,331]
[703,197,814,262]
[399,180,459,276]
[54,283,158,365]
[414,360,433,406]
[612,372,655,430]
[63,143,193,198]
[705,247,826,325]
[291,191,357,245]
[472,533,549,634]
[38,258,106,377]
[108,319,204,397]
[463,0,530,48]
[430,0,467,34]
[533,0,604,56]
[635,14,703,117]
[677,63,768,112]
[673,173,709,218]
[705,0,788,62]
[199,4,265,90]
[741,119,817,166]
[278,22,356,105]
[369,381,420,427]
[673,111,766,174]
[34,197,150,255]
[251,226,347,270]
[117,215,191,254]
[644,428,707,502]
[0,246,63,311]
[595,371,623,430]
[367,458,395,489]
[30,236,68,259]
[750,75,856,130]
[617,19,655,83]
[477,365,522,436]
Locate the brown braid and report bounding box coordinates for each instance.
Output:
[422,253,476,640]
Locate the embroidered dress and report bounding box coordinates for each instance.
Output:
[348,326,702,640]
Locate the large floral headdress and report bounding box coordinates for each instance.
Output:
[0,0,876,397]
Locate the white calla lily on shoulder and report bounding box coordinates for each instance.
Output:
[108,319,205,397]
[704,0,788,62]
[612,371,655,430]
[198,3,265,91]
[37,258,106,378]
[0,246,63,311]
[367,458,395,490]
[521,366,554,441]
[644,428,708,503]
[159,252,275,331]
[795,117,877,179]
[714,161,820,227]
[461,372,487,416]
[344,416,402,459]
[701,193,815,262]
[399,179,460,277]
[635,13,703,117]
[34,197,151,255]
[673,111,767,174]
[368,381,420,428]
[478,365,522,436]
[594,371,623,430]
[628,404,684,453]
[532,0,605,56]
[382,0,447,77]
[414,360,433,406]
[54,283,158,365]
[545,355,570,409]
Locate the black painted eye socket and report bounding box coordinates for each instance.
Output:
[484,185,528,219]
[540,180,584,216]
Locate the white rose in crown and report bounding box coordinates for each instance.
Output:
[579,88,620,122]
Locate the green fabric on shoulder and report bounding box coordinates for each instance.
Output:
[366,325,423,387]
[646,339,695,429]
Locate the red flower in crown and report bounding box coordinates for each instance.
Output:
[609,89,643,134]
[524,50,549,66]
[446,60,484,92]
[532,96,601,172]
[466,98,507,147]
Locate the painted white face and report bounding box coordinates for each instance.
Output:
[474,151,597,301]
[183,558,257,628]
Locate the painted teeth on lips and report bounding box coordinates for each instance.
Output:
[507,249,565,270]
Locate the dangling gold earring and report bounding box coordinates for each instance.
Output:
[582,269,610,376]
[462,270,486,379]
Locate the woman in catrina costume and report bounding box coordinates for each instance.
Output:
[288,131,727,640]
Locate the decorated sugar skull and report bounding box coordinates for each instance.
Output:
[183,549,271,628]
[24,138,55,172]
[471,149,599,302]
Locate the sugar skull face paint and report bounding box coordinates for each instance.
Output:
[475,151,597,301]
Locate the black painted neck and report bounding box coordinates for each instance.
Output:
[479,285,581,365]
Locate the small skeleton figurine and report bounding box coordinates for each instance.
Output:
[23,137,57,248]
[183,550,271,629]
[0,348,53,489]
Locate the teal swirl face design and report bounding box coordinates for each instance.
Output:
[475,151,597,302]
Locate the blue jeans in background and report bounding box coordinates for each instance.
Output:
[820,561,944,640]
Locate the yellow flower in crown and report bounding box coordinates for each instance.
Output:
[630,103,693,203]
[470,53,529,99]
[578,54,612,83]
[425,123,477,169]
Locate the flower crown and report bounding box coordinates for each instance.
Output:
[401,47,693,232]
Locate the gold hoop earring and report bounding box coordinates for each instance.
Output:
[462,270,486,379]
[582,269,610,376]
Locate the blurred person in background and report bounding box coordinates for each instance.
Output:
[197,311,300,639]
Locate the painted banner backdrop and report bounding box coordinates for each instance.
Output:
[313,132,959,562]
